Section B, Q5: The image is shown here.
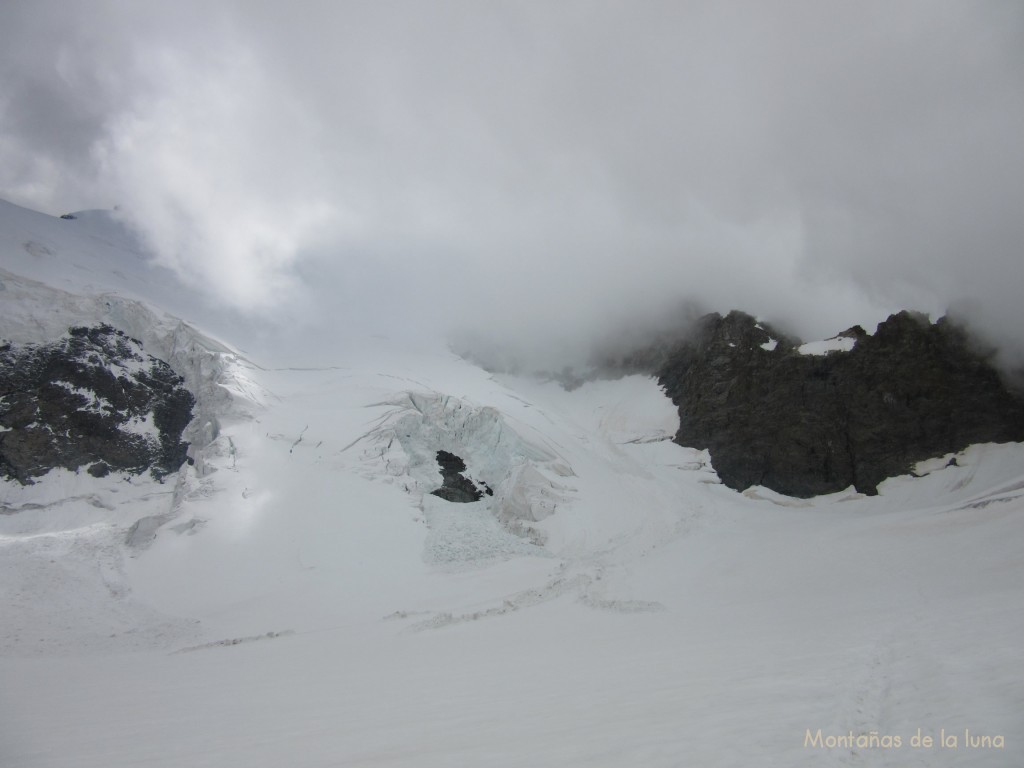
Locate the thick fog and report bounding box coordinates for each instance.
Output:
[2,1,1022,366]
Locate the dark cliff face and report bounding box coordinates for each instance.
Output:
[656,311,1024,497]
[0,324,195,484]
[430,450,493,503]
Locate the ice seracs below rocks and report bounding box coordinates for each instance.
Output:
[346,391,574,546]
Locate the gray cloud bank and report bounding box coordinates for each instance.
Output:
[2,1,1022,365]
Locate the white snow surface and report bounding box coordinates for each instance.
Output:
[798,335,858,355]
[1,199,1023,766]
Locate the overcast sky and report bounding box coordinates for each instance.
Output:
[2,1,1022,364]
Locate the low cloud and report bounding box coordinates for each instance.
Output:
[1,1,1022,364]
[93,43,334,311]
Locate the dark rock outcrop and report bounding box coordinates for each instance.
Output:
[653,310,1024,497]
[0,324,195,484]
[430,450,493,503]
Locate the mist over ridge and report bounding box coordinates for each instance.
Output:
[2,1,1022,367]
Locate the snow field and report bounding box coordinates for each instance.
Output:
[1,199,1022,765]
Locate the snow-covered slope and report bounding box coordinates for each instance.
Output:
[798,335,858,355]
[1,200,1021,766]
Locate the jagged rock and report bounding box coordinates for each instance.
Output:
[87,461,111,478]
[430,449,493,503]
[0,324,195,484]
[654,310,1024,497]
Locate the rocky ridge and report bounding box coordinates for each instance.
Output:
[0,324,195,484]
[644,310,1024,497]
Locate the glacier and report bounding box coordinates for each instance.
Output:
[0,199,1022,766]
